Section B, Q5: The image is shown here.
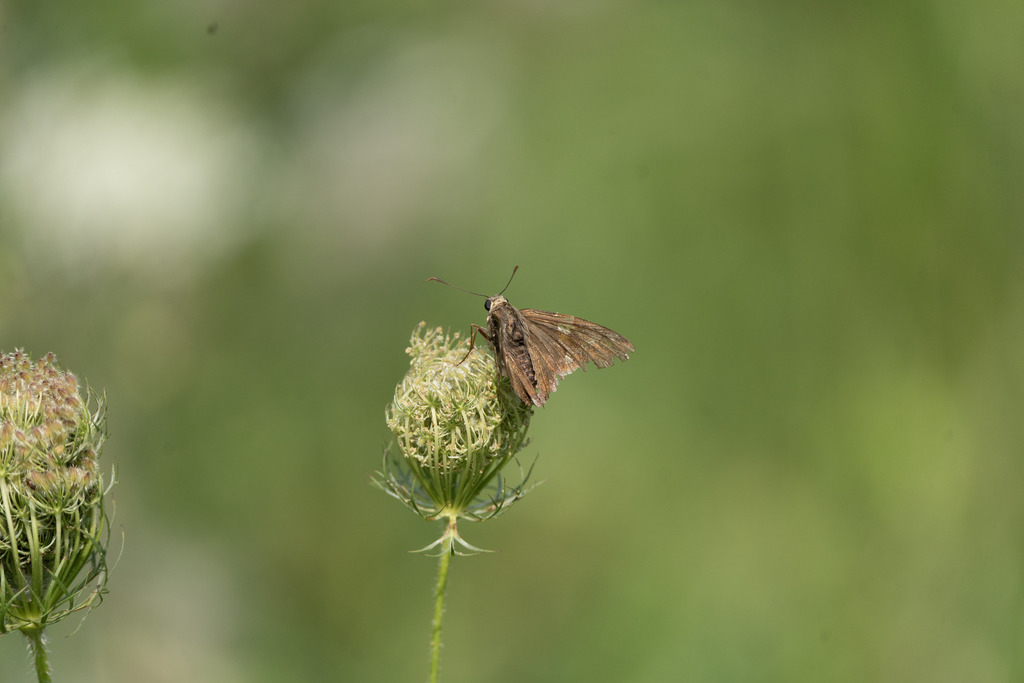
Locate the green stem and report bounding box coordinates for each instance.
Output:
[24,628,52,683]
[429,523,454,683]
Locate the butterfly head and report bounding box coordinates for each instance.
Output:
[485,295,510,312]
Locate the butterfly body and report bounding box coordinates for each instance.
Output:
[481,294,634,407]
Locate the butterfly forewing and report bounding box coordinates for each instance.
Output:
[522,310,634,370]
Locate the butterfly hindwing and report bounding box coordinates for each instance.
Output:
[488,299,543,406]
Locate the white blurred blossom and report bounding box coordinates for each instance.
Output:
[0,61,259,283]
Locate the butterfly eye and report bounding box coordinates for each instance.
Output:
[484,299,492,311]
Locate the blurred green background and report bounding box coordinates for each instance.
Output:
[1,0,1022,681]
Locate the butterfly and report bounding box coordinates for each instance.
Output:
[428,267,634,406]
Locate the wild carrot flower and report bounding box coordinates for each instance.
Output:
[0,350,114,682]
[377,322,534,554]
[376,322,536,683]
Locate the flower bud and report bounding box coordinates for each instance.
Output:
[378,323,534,553]
[0,350,113,635]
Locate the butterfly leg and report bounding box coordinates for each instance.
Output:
[456,324,491,365]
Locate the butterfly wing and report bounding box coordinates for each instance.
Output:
[520,308,634,404]
[487,300,545,406]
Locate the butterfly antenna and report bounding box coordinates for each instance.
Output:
[427,265,519,297]
[426,276,487,297]
[496,265,519,296]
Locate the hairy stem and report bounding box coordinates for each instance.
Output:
[429,524,454,683]
[25,628,52,683]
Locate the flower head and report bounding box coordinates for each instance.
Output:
[377,323,534,553]
[0,350,113,635]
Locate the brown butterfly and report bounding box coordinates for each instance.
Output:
[428,267,634,406]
